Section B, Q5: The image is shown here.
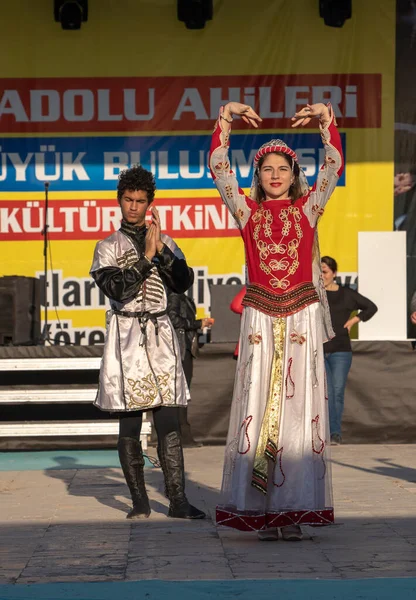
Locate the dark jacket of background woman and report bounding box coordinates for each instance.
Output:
[324,286,378,353]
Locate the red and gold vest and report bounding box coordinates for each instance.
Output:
[242,196,319,317]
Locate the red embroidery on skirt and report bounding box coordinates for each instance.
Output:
[248,332,262,345]
[285,357,295,399]
[238,415,253,455]
[216,507,335,531]
[289,330,306,345]
[312,415,325,454]
[273,447,286,487]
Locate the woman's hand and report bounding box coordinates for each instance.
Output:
[223,102,262,128]
[394,172,416,196]
[291,103,330,128]
[411,311,416,326]
[343,315,360,333]
[201,318,215,329]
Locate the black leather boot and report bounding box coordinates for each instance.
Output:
[117,437,151,519]
[160,430,205,519]
[157,442,169,499]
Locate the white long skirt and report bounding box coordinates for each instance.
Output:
[216,303,334,531]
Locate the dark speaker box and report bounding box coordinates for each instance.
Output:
[0,276,41,346]
[209,284,244,343]
[319,0,351,27]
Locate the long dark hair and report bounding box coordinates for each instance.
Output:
[321,256,338,273]
[254,152,303,204]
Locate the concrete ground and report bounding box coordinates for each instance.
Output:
[0,444,415,591]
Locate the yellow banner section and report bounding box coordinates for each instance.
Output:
[1,237,245,338]
[320,158,394,271]
[0,1,395,79]
[0,0,396,343]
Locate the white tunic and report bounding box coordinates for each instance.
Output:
[90,231,189,412]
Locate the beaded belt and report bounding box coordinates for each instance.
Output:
[112,309,167,345]
[242,282,319,317]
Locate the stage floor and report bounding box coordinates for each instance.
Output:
[0,444,415,594]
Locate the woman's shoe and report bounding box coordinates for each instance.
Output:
[281,525,303,541]
[330,433,342,445]
[258,528,279,541]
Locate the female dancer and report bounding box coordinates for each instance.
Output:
[209,101,344,541]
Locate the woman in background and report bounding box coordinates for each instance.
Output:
[321,256,378,445]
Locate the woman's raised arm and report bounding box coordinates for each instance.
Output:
[293,103,344,227]
[209,102,261,231]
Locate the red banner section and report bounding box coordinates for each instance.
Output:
[0,197,240,241]
[0,74,381,133]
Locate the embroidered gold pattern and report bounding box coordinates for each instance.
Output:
[127,372,171,409]
[252,205,304,290]
[270,259,289,271]
[252,209,263,224]
[234,208,245,222]
[252,317,286,494]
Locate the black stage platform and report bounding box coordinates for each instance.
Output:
[0,341,415,445]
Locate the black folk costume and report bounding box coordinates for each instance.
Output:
[90,220,205,520]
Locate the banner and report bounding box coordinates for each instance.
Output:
[0,132,346,191]
[0,74,380,133]
[0,0,395,344]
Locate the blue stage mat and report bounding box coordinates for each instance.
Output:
[0,578,415,600]
[0,450,155,471]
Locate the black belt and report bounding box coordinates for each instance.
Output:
[113,309,167,345]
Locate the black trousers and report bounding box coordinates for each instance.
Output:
[118,406,180,440]
[182,349,193,388]
[178,349,197,443]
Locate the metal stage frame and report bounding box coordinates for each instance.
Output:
[0,352,151,449]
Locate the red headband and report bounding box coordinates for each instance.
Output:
[253,145,298,168]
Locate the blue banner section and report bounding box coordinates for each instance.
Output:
[0,133,346,191]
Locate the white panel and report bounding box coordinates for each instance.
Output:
[358,232,407,340]
[0,357,101,371]
[0,422,151,449]
[0,388,98,403]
